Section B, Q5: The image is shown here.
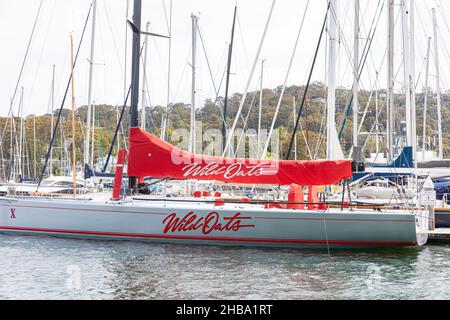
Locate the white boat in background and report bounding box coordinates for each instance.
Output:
[0,176,89,196]
[355,179,415,200]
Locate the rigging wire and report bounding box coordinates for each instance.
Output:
[103,40,151,171]
[223,0,276,157]
[285,2,330,161]
[337,0,385,140]
[37,3,93,189]
[234,86,260,156]
[140,53,158,133]
[196,24,220,99]
[1,0,44,152]
[415,2,450,112]
[102,85,132,173]
[25,0,57,115]
[102,0,125,85]
[235,12,252,76]
[261,0,310,160]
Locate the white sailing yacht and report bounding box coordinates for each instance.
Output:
[0,0,430,250]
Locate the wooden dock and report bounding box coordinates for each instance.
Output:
[428,228,450,244]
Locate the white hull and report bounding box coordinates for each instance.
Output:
[0,196,429,249]
[356,187,415,200]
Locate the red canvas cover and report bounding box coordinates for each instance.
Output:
[128,128,352,186]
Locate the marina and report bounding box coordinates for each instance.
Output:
[1,0,450,301]
[428,228,450,243]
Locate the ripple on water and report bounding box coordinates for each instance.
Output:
[0,234,449,299]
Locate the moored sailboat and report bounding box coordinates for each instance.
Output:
[0,0,430,250]
[0,126,430,249]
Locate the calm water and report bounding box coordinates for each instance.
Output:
[0,234,449,300]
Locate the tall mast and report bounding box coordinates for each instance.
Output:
[387,0,395,160]
[422,37,431,161]
[292,96,298,160]
[410,0,417,158]
[23,116,29,178]
[91,100,96,167]
[124,0,130,102]
[326,0,338,160]
[70,34,77,197]
[352,0,360,149]
[84,0,97,174]
[375,77,380,155]
[10,99,16,181]
[119,0,130,152]
[60,116,65,175]
[161,0,173,141]
[129,0,142,191]
[222,6,237,155]
[9,99,15,181]
[401,0,412,148]
[141,21,150,130]
[9,100,12,181]
[33,115,36,179]
[258,59,265,158]
[50,64,55,176]
[190,14,198,154]
[432,8,443,159]
[18,87,24,179]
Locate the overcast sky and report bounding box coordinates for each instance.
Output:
[1,0,449,117]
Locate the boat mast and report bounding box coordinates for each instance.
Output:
[422,37,431,161]
[18,87,24,180]
[116,0,130,153]
[59,118,65,175]
[326,0,338,160]
[375,77,379,155]
[401,0,412,149]
[50,64,55,176]
[190,14,198,154]
[8,100,12,181]
[123,0,130,146]
[9,101,15,181]
[410,0,417,159]
[129,0,142,192]
[84,0,97,176]
[91,100,96,167]
[292,96,298,160]
[141,21,150,130]
[387,0,395,161]
[222,6,237,155]
[70,34,77,197]
[352,0,359,150]
[23,116,30,179]
[258,59,265,158]
[432,8,443,159]
[33,115,36,179]
[161,0,173,141]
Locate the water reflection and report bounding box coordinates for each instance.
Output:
[0,234,448,299]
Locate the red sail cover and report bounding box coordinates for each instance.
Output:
[128,128,352,186]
